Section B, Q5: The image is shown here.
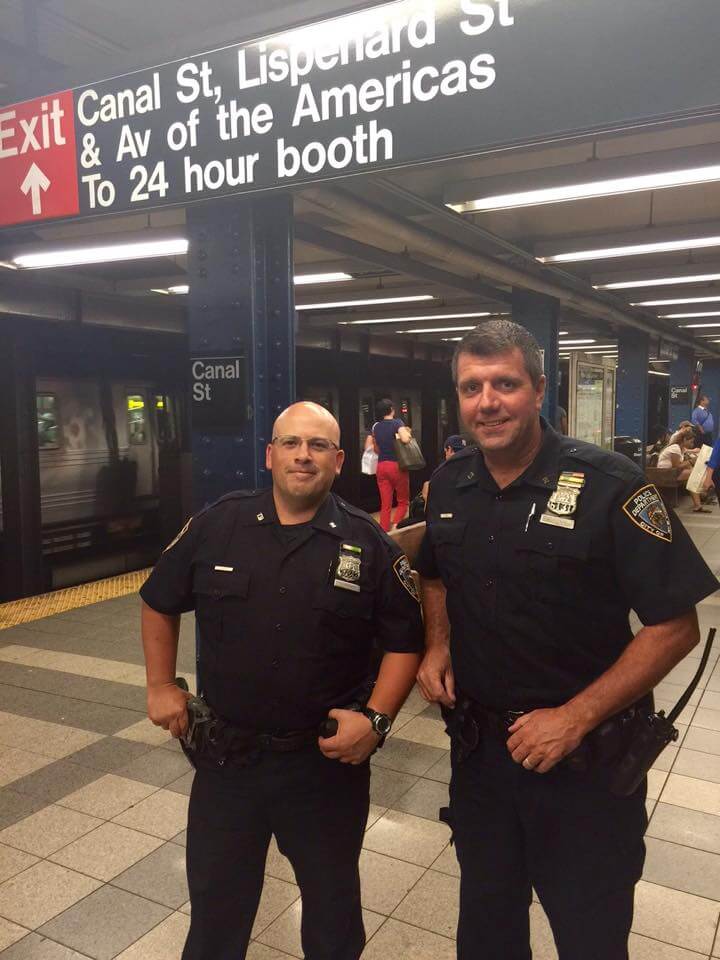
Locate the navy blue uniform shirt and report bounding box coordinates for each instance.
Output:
[141,489,423,731]
[416,419,719,711]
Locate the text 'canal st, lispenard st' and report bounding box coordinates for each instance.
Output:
[2,0,720,228]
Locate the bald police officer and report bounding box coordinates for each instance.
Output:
[141,402,423,960]
[415,320,719,960]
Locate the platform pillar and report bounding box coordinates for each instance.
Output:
[0,328,43,600]
[616,329,649,459]
[669,348,694,427]
[186,196,295,511]
[512,288,560,428]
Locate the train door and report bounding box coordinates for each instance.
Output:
[118,386,156,500]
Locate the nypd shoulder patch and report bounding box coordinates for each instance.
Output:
[163,516,192,553]
[393,554,420,602]
[621,484,672,543]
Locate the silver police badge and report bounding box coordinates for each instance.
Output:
[547,489,578,516]
[336,555,361,583]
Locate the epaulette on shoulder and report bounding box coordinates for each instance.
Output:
[336,497,375,524]
[430,444,476,479]
[562,438,642,484]
[199,488,262,516]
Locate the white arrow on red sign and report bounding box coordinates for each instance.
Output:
[20,162,51,215]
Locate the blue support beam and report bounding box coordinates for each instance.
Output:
[616,330,649,458]
[186,195,295,512]
[512,288,559,428]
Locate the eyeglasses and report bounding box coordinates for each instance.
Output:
[271,435,339,453]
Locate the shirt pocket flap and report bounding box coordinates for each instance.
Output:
[520,528,592,561]
[313,586,373,620]
[430,520,467,545]
[193,566,250,599]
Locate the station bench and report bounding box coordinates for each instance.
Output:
[645,466,685,507]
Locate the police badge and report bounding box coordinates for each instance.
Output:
[334,544,362,592]
[539,472,586,530]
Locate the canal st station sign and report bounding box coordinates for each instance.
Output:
[1,0,720,227]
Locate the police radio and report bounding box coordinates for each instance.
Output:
[611,628,715,797]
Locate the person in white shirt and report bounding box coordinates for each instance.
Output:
[658,428,709,513]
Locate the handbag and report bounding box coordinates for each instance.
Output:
[361,448,378,475]
[394,434,426,471]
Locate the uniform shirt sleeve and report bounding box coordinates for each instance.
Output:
[415,480,441,579]
[373,538,425,654]
[139,513,202,615]
[611,480,719,625]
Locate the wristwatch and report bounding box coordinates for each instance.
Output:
[361,707,393,738]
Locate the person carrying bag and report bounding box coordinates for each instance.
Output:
[370,399,417,531]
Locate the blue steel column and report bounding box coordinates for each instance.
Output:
[512,288,559,427]
[186,195,295,511]
[670,348,694,427]
[616,329,649,458]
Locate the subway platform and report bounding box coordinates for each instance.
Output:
[1,504,720,959]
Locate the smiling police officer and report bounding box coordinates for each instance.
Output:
[415,320,719,960]
[140,401,423,960]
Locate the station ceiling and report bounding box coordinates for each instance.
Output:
[2,0,720,363]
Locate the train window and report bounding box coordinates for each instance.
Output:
[127,394,147,444]
[154,394,177,445]
[37,394,60,448]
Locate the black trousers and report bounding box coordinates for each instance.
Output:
[450,730,647,960]
[182,747,370,960]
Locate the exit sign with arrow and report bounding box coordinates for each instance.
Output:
[0,90,79,227]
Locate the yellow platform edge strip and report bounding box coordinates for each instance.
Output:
[0,569,151,629]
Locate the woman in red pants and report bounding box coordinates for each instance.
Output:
[370,399,411,532]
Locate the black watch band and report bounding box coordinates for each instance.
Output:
[362,707,393,737]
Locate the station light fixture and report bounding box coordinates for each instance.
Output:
[441,337,464,341]
[339,310,501,326]
[556,343,616,351]
[648,370,671,376]
[396,325,478,334]
[13,238,189,269]
[632,296,720,307]
[448,164,720,214]
[294,272,353,284]
[661,311,720,319]
[539,235,720,264]
[296,294,433,310]
[556,339,595,345]
[595,271,720,290]
[679,322,720,328]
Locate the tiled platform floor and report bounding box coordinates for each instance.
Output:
[1,502,720,958]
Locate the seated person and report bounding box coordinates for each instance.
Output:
[658,427,711,513]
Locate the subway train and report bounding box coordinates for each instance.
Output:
[0,335,457,594]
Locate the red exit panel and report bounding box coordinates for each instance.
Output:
[0,90,79,228]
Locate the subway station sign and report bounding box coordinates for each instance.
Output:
[2,0,720,227]
[191,354,248,432]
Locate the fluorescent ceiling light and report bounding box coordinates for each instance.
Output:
[397,325,477,334]
[558,339,595,345]
[648,370,670,376]
[296,294,433,311]
[0,260,18,270]
[559,344,616,351]
[595,272,720,290]
[340,310,491,326]
[680,322,720,328]
[442,337,463,341]
[168,284,189,295]
[294,272,352,284]
[539,236,720,264]
[450,164,720,214]
[662,311,720,319]
[13,238,189,269]
[559,330,569,335]
[632,296,720,307]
